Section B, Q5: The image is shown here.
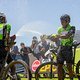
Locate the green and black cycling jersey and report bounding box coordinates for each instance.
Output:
[0,23,11,46]
[58,24,75,46]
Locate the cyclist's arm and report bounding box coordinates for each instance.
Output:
[56,34,71,39]
[5,24,11,39]
[57,27,75,39]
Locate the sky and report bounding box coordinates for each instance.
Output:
[0,0,80,46]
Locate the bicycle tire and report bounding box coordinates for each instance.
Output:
[35,61,57,80]
[3,60,32,80]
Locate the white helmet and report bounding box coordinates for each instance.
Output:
[0,12,7,23]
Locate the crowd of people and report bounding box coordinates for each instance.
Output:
[10,35,52,65]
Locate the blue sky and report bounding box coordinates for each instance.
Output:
[0,0,80,46]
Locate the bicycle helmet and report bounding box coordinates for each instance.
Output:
[60,14,70,23]
[0,12,7,23]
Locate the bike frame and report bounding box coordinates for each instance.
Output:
[35,42,80,79]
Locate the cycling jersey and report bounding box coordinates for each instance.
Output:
[58,24,75,46]
[0,23,11,40]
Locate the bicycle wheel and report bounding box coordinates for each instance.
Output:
[3,60,32,80]
[35,62,57,80]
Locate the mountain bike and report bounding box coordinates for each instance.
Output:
[35,42,80,80]
[0,36,32,80]
[0,51,32,80]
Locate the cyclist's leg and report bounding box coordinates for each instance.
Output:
[58,64,64,80]
[65,47,74,79]
[0,47,7,78]
[67,63,74,78]
[57,52,64,80]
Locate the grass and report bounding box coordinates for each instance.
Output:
[16,78,79,80]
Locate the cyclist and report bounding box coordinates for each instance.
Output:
[51,14,75,80]
[0,12,16,79]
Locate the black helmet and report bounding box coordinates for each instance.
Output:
[60,14,70,23]
[0,12,7,23]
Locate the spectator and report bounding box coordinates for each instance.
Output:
[31,36,41,60]
[20,42,30,66]
[11,46,19,60]
[32,36,38,44]
[39,35,50,59]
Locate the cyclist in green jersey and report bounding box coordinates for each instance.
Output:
[0,12,16,80]
[52,14,75,80]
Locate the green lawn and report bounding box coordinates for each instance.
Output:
[19,78,79,80]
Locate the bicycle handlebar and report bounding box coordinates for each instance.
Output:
[45,48,57,57]
[73,42,80,47]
